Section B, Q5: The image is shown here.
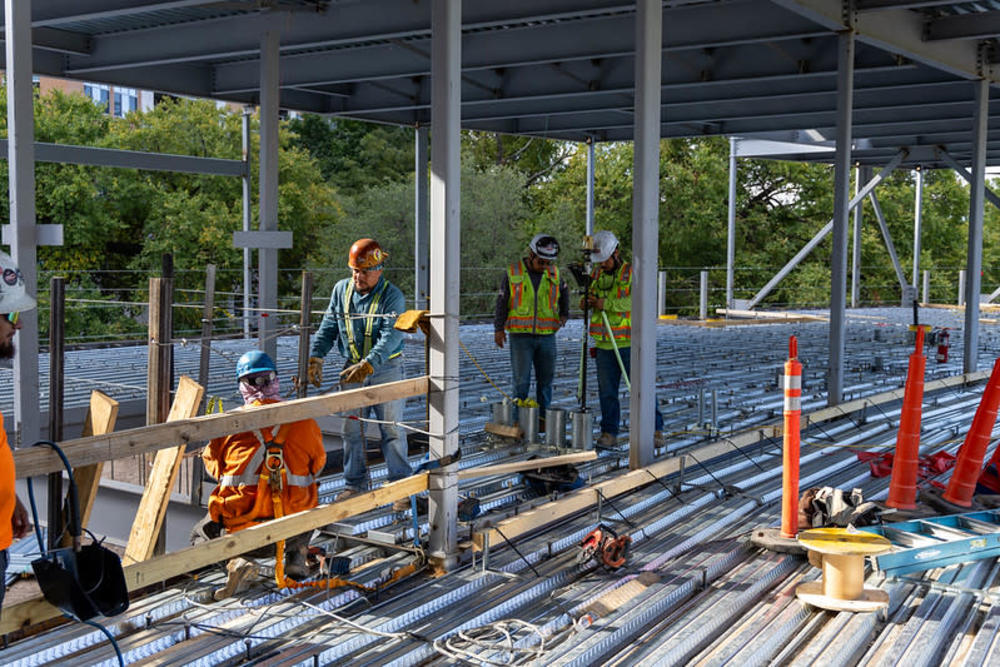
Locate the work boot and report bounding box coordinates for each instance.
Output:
[654,431,667,448]
[334,488,362,502]
[213,557,259,600]
[283,545,312,581]
[596,432,617,449]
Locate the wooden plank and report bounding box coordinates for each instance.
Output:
[123,376,204,565]
[457,451,597,480]
[73,391,120,535]
[14,375,429,478]
[0,473,428,634]
[483,422,522,439]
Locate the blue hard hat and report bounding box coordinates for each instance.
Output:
[236,350,276,380]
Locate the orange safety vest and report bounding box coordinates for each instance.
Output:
[0,413,13,550]
[203,399,326,532]
[588,262,632,347]
[505,260,562,335]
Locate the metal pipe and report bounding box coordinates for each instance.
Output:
[964,77,989,374]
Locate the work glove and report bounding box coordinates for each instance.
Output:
[340,359,374,385]
[307,356,324,388]
[394,309,430,336]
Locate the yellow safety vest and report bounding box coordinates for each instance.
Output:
[588,262,632,346]
[505,260,562,335]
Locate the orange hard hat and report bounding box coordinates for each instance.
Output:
[348,238,388,270]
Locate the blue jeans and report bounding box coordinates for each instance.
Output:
[0,549,7,608]
[341,356,412,490]
[509,333,556,414]
[595,346,663,436]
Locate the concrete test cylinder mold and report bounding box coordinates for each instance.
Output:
[492,399,513,426]
[544,408,567,448]
[571,409,593,449]
[519,405,540,444]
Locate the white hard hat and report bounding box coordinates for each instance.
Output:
[0,251,36,313]
[590,230,619,263]
[528,233,560,261]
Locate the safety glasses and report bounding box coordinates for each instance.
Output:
[240,370,276,387]
[3,312,19,326]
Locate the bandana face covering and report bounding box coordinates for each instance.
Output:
[240,376,281,404]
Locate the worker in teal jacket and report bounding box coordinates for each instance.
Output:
[307,238,411,503]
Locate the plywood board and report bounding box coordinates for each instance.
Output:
[123,376,204,565]
[458,451,597,479]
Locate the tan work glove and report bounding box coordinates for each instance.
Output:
[307,356,324,388]
[340,359,374,385]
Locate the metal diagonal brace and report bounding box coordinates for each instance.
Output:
[867,190,909,291]
[746,149,907,309]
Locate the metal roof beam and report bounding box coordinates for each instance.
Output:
[0,28,91,56]
[774,0,992,80]
[17,1,213,28]
[925,12,1000,42]
[856,0,964,10]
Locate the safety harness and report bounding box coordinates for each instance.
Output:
[343,279,400,363]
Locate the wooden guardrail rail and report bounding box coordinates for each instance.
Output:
[13,375,429,478]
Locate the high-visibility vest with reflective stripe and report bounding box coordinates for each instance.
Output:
[505,260,562,335]
[588,262,632,345]
[0,414,14,550]
[203,399,326,532]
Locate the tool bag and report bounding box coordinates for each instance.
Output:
[28,440,129,621]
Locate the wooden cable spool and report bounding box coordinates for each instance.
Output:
[795,527,892,612]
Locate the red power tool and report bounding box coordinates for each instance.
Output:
[577,524,631,570]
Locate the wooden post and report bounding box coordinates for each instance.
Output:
[297,271,313,399]
[123,376,204,565]
[46,277,64,550]
[191,264,216,505]
[69,391,120,543]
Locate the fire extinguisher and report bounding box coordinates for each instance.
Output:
[936,327,950,364]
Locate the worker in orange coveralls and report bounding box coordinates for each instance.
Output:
[192,350,326,599]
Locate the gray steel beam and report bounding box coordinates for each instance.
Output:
[746,150,904,310]
[925,12,1000,42]
[6,0,39,448]
[912,167,923,289]
[1,27,91,55]
[964,78,989,375]
[428,0,461,568]
[935,149,1000,212]
[242,108,252,340]
[414,126,429,310]
[857,0,964,9]
[0,140,245,176]
[726,137,737,309]
[21,0,212,27]
[828,26,855,407]
[71,1,822,79]
[629,0,661,471]
[868,191,908,291]
[258,30,280,362]
[774,0,988,81]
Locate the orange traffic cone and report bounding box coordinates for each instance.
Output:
[886,327,926,510]
[781,336,802,538]
[943,357,1000,506]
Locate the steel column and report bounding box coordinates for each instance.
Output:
[923,269,930,304]
[258,30,280,360]
[913,167,923,290]
[586,139,595,236]
[428,0,461,567]
[6,0,39,447]
[726,137,737,309]
[850,166,863,308]
[829,27,855,407]
[629,0,662,470]
[415,126,430,310]
[964,77,989,374]
[242,108,252,339]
